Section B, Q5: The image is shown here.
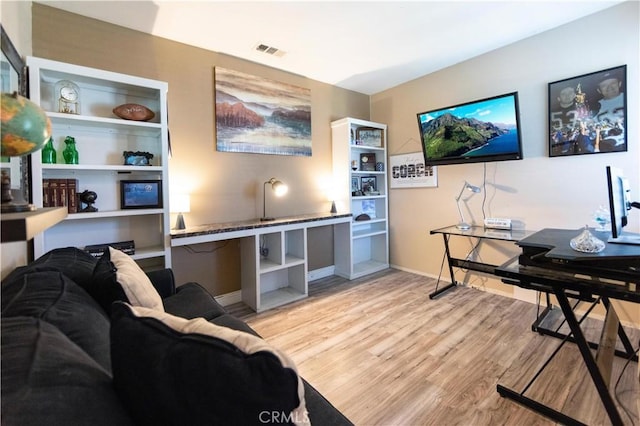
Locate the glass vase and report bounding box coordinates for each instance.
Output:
[63,136,79,164]
[41,137,56,164]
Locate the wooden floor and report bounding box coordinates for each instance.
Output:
[231,269,639,426]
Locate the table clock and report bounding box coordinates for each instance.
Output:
[54,79,80,114]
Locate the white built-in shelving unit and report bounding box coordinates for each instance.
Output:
[331,117,389,279]
[27,57,171,270]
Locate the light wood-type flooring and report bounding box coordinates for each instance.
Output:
[230,269,639,425]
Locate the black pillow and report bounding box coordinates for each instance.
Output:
[89,247,163,314]
[88,249,129,313]
[110,302,308,425]
[1,317,133,426]
[163,282,227,320]
[2,247,97,289]
[1,270,112,370]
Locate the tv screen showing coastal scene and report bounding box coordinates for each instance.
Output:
[417,92,523,166]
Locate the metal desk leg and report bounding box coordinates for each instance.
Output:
[497,296,600,426]
[553,288,624,426]
[430,233,457,299]
[531,292,553,332]
[496,385,587,426]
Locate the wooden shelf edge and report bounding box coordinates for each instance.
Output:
[1,207,68,243]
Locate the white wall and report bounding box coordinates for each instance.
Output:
[1,1,32,56]
[371,2,639,321]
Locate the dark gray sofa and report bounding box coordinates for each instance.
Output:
[1,247,352,425]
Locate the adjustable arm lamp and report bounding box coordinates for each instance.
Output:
[261,177,288,221]
[455,181,481,230]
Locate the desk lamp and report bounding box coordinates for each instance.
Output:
[261,177,288,221]
[170,192,190,230]
[455,181,481,230]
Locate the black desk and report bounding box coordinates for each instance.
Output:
[495,229,640,426]
[429,225,534,298]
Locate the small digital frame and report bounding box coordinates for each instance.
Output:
[120,180,163,209]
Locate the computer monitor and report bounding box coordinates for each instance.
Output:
[606,166,640,245]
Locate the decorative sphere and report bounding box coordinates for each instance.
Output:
[1,92,52,157]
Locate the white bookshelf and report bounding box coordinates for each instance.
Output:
[27,57,171,270]
[331,117,389,279]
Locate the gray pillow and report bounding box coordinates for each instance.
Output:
[110,302,308,425]
[1,317,133,426]
[1,270,111,370]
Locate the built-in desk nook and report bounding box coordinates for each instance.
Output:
[171,213,352,312]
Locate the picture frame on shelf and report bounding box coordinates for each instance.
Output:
[120,180,163,209]
[361,200,376,219]
[356,127,384,147]
[351,176,361,194]
[361,176,378,195]
[359,152,376,171]
[123,150,154,166]
[548,64,626,157]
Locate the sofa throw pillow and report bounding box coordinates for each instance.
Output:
[2,247,98,289]
[110,303,309,426]
[89,247,164,313]
[1,317,134,426]
[1,271,112,371]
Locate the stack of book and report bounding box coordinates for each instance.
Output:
[42,178,79,213]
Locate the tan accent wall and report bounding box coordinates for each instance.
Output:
[31,4,369,296]
[371,2,639,325]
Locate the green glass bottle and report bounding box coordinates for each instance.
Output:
[63,136,79,164]
[41,137,56,164]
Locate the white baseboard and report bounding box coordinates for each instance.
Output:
[390,263,439,280]
[308,265,335,282]
[215,290,241,307]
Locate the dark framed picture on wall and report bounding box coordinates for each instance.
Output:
[120,180,163,209]
[548,64,626,157]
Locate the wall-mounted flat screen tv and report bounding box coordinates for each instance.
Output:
[417,92,523,166]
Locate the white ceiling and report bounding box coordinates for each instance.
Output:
[37,0,623,95]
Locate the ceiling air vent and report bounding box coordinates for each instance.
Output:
[254,43,286,58]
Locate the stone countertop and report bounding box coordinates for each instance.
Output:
[170,212,352,239]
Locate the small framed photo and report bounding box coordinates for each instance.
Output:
[120,180,163,209]
[351,176,360,192]
[361,200,376,219]
[359,152,376,171]
[548,65,626,157]
[361,176,377,194]
[356,127,384,147]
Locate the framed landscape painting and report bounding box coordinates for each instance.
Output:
[214,67,312,156]
[548,65,626,157]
